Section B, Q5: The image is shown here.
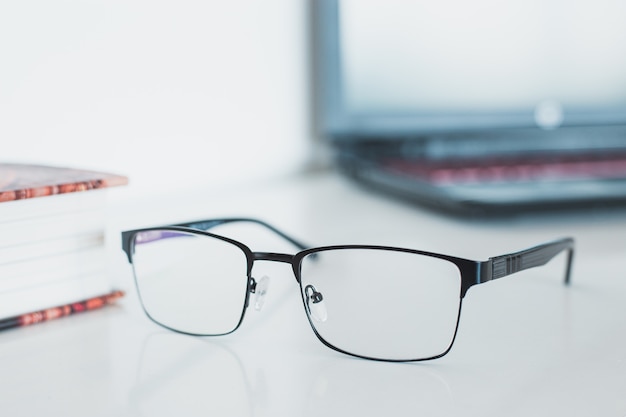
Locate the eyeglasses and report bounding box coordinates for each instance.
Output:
[121,218,574,362]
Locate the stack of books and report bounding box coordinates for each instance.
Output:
[0,163,128,330]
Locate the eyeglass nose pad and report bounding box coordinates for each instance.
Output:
[254,275,270,311]
[305,284,327,323]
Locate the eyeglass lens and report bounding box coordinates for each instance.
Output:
[130,231,464,361]
[299,248,462,361]
[130,230,249,335]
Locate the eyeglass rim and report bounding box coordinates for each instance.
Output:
[121,219,574,362]
[300,302,465,362]
[122,226,483,294]
[292,246,470,362]
[122,227,477,360]
[123,227,257,337]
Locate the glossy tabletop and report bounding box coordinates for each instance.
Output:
[2,170,625,417]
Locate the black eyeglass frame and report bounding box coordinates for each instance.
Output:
[121,217,574,362]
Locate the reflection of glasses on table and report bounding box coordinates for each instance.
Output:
[121,218,574,362]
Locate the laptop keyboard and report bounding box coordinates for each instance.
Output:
[386,153,626,185]
[381,152,626,206]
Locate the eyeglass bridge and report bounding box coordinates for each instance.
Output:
[253,252,295,264]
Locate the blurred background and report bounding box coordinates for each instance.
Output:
[3,0,626,212]
[0,0,316,198]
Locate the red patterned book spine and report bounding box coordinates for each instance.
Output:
[0,290,125,331]
[0,163,128,202]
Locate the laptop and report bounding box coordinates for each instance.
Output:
[313,0,626,215]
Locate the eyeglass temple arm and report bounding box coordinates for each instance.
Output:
[480,237,574,285]
[175,218,310,251]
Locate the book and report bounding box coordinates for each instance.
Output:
[0,163,128,321]
[0,163,127,202]
[0,290,125,331]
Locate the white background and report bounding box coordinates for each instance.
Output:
[0,0,315,198]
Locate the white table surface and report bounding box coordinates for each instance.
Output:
[2,170,625,417]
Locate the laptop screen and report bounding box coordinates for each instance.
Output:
[317,0,626,138]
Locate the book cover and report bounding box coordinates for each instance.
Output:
[0,290,124,331]
[0,163,128,203]
[0,163,127,322]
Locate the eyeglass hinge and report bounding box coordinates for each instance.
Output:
[478,261,492,284]
[491,254,523,280]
